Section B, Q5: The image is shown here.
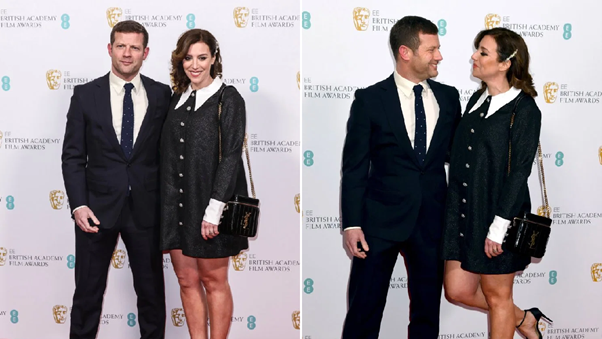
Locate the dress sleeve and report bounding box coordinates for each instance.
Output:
[210,86,246,203]
[494,98,542,219]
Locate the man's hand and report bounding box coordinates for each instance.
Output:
[73,207,100,233]
[344,229,369,259]
[202,220,219,240]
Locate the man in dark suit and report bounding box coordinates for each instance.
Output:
[61,20,171,339]
[341,16,462,339]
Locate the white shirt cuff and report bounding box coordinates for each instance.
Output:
[203,199,227,225]
[345,226,361,231]
[486,215,512,244]
[72,205,87,215]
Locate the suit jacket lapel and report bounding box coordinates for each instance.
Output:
[381,74,421,168]
[95,74,127,161]
[424,79,448,165]
[131,75,157,159]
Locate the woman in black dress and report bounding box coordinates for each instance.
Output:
[160,29,248,339]
[442,28,551,339]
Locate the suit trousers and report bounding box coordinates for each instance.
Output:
[69,196,166,339]
[342,220,444,339]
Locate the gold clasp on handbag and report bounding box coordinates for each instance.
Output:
[529,231,539,249]
[241,212,251,228]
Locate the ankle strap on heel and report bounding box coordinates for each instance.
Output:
[516,310,528,328]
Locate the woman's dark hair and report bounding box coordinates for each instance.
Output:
[474,27,537,97]
[171,29,222,94]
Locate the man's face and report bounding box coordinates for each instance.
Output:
[108,32,148,81]
[408,33,443,81]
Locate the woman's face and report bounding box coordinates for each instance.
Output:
[182,42,216,90]
[471,35,508,82]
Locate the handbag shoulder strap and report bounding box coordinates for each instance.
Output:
[508,92,525,174]
[217,85,257,199]
[507,92,550,218]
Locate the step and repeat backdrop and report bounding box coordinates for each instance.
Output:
[302,0,601,338]
[0,0,300,338]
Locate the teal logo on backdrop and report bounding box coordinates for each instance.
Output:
[10,310,19,324]
[563,23,572,40]
[302,11,311,29]
[249,77,259,92]
[127,313,136,327]
[247,315,256,330]
[303,278,314,294]
[1,76,10,91]
[555,151,564,167]
[303,150,314,167]
[6,195,15,210]
[437,19,447,36]
[186,14,195,29]
[549,270,557,285]
[61,14,70,29]
[67,254,76,269]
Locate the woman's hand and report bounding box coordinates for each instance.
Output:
[484,238,503,259]
[202,220,219,240]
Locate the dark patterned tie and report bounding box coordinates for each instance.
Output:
[413,84,427,165]
[121,83,134,159]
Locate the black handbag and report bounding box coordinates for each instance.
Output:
[216,87,260,237]
[504,94,551,258]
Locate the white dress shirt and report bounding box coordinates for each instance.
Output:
[109,70,148,145]
[468,86,522,244]
[176,77,227,226]
[346,72,441,231]
[72,71,149,215]
[393,70,440,149]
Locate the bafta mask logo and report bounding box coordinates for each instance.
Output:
[231,252,248,271]
[539,320,547,333]
[53,305,68,324]
[353,7,370,31]
[111,249,126,269]
[294,194,300,213]
[233,7,250,28]
[543,82,559,103]
[0,130,3,148]
[171,308,186,327]
[49,190,66,210]
[106,7,123,28]
[484,14,501,29]
[46,70,62,90]
[537,205,551,218]
[292,310,300,330]
[0,247,7,266]
[296,71,300,90]
[591,263,602,282]
[598,146,602,165]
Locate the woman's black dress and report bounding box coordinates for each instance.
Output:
[441,90,541,274]
[159,84,249,258]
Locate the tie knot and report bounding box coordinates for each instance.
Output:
[124,83,134,92]
[413,84,423,97]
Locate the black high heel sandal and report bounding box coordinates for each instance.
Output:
[516,308,553,339]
